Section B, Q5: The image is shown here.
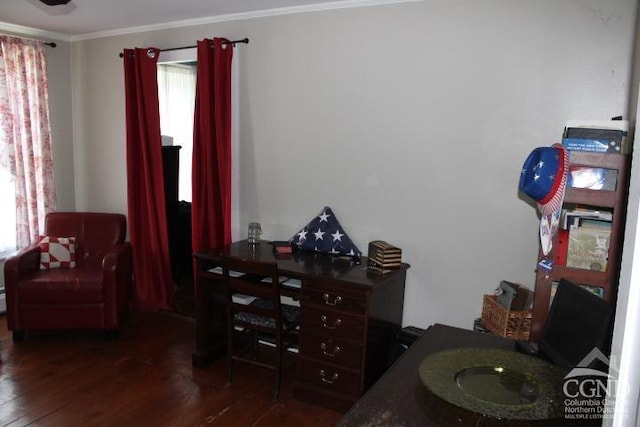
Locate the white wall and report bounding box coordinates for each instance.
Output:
[46,40,75,212]
[64,0,635,330]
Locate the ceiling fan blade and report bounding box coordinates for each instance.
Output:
[39,0,72,5]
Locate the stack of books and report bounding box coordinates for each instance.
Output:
[561,119,629,154]
[557,210,611,271]
[563,208,612,230]
[367,240,402,270]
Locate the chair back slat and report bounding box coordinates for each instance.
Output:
[222,256,282,326]
[228,277,279,300]
[222,254,298,400]
[232,302,276,318]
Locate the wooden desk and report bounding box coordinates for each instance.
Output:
[337,324,599,426]
[192,240,409,411]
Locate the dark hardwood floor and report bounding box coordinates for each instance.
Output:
[0,308,343,426]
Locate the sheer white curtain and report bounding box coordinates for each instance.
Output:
[0,169,16,256]
[157,51,241,241]
[0,43,16,257]
[157,63,196,202]
[0,35,56,255]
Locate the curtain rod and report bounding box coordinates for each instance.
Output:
[118,37,249,58]
[0,33,57,48]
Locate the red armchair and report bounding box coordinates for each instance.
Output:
[4,212,132,342]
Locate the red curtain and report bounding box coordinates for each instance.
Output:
[123,48,175,311]
[191,38,234,253]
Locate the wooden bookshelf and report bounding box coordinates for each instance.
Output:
[530,151,630,342]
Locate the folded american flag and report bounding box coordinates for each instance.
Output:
[290,207,362,257]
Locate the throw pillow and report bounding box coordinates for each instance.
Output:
[39,236,77,269]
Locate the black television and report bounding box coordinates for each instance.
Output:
[538,278,614,371]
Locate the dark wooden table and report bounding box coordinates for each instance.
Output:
[192,240,410,411]
[337,324,599,427]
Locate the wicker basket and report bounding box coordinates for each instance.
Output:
[481,294,532,340]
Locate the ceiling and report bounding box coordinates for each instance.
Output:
[0,0,386,40]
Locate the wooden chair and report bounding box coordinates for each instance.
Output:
[222,255,300,400]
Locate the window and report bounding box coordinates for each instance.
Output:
[157,47,241,240]
[0,35,56,254]
[158,54,197,202]
[0,168,16,257]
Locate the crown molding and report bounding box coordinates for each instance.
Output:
[0,21,71,42]
[70,0,421,42]
[0,0,420,43]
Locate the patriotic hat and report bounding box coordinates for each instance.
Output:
[519,144,569,216]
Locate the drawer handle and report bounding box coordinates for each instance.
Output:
[320,342,341,357]
[319,369,339,384]
[320,315,342,330]
[323,293,342,306]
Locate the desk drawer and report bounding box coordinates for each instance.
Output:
[297,357,361,397]
[303,281,366,315]
[299,333,363,370]
[302,306,365,342]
